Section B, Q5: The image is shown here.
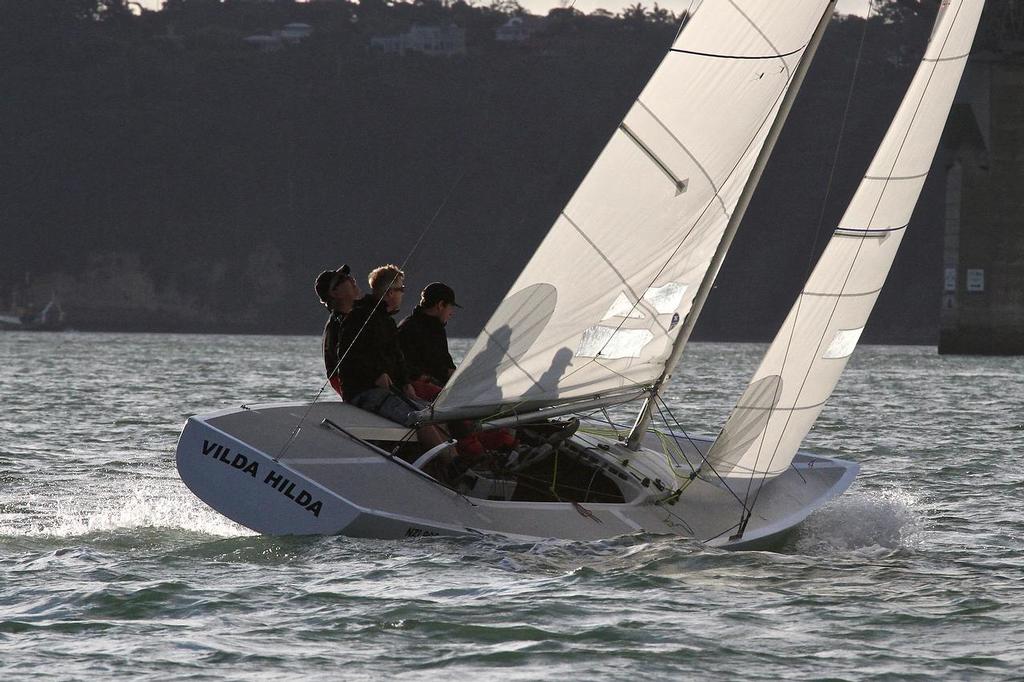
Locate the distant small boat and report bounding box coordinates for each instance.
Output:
[176,0,984,548]
[0,294,65,331]
[0,313,22,330]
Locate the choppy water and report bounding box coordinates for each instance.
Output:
[1,332,1022,679]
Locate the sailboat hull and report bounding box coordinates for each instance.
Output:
[176,401,857,549]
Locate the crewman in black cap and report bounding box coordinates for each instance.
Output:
[314,264,360,396]
[398,281,462,401]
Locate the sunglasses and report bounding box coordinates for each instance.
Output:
[330,274,354,289]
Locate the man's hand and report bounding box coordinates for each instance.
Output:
[404,384,418,400]
[375,373,392,389]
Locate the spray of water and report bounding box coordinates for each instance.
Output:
[2,479,253,539]
[791,485,923,553]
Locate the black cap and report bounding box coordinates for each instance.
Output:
[421,282,462,308]
[314,264,351,303]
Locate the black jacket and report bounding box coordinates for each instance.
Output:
[398,306,456,386]
[322,310,346,381]
[337,295,409,399]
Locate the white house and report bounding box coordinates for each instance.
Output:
[496,16,531,42]
[244,34,283,52]
[370,24,466,57]
[280,23,313,43]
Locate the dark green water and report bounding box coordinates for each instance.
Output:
[1,333,1021,679]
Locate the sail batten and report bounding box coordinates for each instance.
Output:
[923,51,971,63]
[706,0,985,480]
[669,45,808,60]
[430,2,835,421]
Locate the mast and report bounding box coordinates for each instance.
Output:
[626,1,837,450]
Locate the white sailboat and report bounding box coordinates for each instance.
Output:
[175,0,984,548]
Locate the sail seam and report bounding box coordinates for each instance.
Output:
[724,0,799,79]
[731,398,829,412]
[561,213,638,298]
[668,44,806,61]
[556,212,669,385]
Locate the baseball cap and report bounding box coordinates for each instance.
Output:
[314,264,351,303]
[421,282,462,308]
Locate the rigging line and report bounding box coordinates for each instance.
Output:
[616,27,811,346]
[651,395,707,473]
[736,0,874,516]
[599,407,622,439]
[723,0,799,80]
[656,395,750,513]
[556,188,711,378]
[468,390,624,427]
[551,10,819,381]
[615,78,788,329]
[671,0,696,45]
[747,0,966,516]
[275,168,468,462]
[702,519,744,544]
[589,357,650,387]
[562,211,647,312]
[653,494,697,537]
[653,399,697,474]
[509,472,613,502]
[559,11,817,372]
[568,417,683,487]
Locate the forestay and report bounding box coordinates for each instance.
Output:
[429,1,834,421]
[705,0,985,479]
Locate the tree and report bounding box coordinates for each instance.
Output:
[647,2,673,24]
[489,0,523,16]
[621,2,646,25]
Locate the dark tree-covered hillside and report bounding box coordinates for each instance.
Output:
[0,0,981,342]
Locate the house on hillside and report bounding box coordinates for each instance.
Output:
[244,21,313,52]
[370,24,466,57]
[280,23,313,43]
[496,16,540,43]
[244,34,283,52]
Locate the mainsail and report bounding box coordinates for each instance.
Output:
[429,1,836,421]
[705,0,985,480]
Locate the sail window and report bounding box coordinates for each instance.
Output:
[822,327,864,359]
[576,326,653,359]
[602,292,645,320]
[642,282,688,314]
